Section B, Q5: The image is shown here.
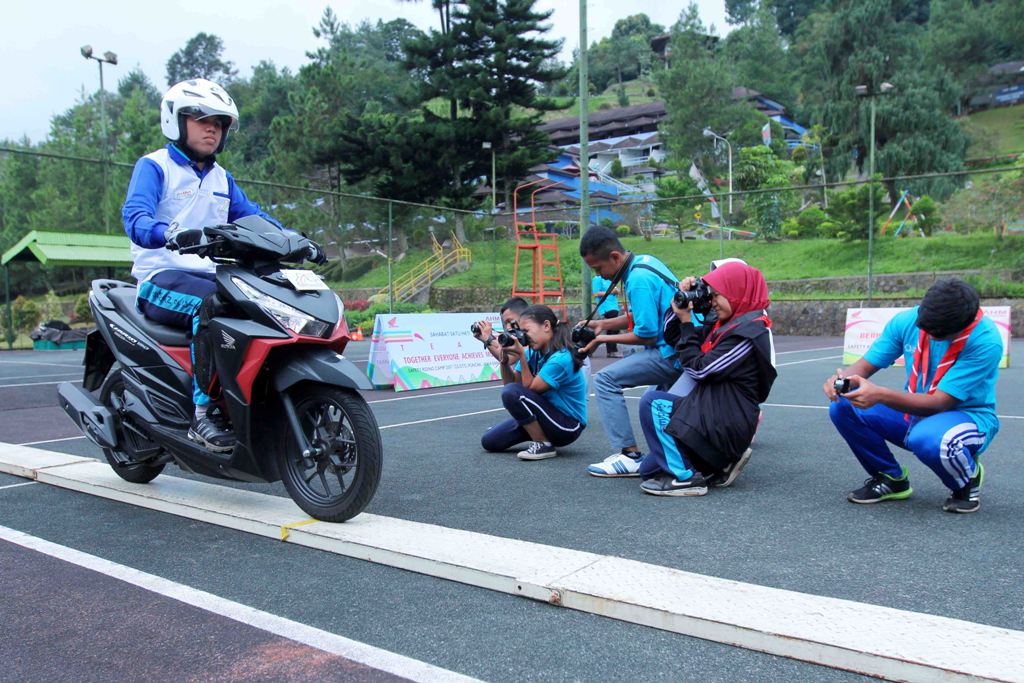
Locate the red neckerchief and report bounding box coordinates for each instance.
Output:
[905,309,983,418]
[700,313,771,353]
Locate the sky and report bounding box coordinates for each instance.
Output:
[1,0,730,144]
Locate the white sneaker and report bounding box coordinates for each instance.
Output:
[517,441,557,461]
[587,451,642,477]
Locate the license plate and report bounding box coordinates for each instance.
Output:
[280,269,329,291]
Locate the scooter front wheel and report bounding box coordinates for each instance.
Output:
[276,384,382,522]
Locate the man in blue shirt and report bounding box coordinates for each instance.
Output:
[591,274,621,358]
[825,279,1003,513]
[575,226,682,477]
[121,79,311,452]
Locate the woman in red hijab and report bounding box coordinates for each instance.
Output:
[637,261,777,496]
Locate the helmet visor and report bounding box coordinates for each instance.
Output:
[179,105,238,131]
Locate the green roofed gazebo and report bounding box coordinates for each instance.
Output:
[3,231,133,348]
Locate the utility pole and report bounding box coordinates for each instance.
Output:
[578,0,591,317]
[81,45,117,233]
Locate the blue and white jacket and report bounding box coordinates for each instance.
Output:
[121,144,281,282]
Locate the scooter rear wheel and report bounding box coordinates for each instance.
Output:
[99,366,165,484]
[276,384,382,522]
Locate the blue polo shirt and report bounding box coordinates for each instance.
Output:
[592,276,620,315]
[864,308,1003,445]
[520,348,588,425]
[624,254,678,358]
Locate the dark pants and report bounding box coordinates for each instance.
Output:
[136,270,218,407]
[638,390,696,480]
[481,383,584,451]
[602,310,619,353]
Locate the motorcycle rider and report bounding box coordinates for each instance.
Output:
[121,78,322,452]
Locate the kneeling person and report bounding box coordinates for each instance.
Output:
[638,262,777,496]
[481,305,587,460]
[825,279,1002,513]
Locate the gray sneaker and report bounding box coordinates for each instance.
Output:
[188,415,235,453]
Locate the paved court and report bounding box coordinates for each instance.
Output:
[1,337,1021,681]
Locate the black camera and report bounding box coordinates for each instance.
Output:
[498,328,529,347]
[673,277,714,315]
[570,324,597,348]
[833,377,852,395]
[470,322,483,337]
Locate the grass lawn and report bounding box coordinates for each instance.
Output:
[965,104,1024,157]
[333,233,1024,295]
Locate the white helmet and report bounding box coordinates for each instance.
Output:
[160,78,239,154]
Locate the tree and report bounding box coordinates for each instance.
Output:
[721,4,796,106]
[656,4,761,170]
[725,0,758,26]
[165,33,238,86]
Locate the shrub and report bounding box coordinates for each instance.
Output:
[74,294,94,324]
[645,87,656,97]
[343,298,370,312]
[615,225,631,236]
[12,296,41,332]
[345,301,432,331]
[609,159,624,178]
[910,195,941,236]
[784,206,828,239]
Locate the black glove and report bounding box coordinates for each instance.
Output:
[164,223,205,251]
[305,241,327,265]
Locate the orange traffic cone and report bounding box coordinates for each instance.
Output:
[352,325,364,341]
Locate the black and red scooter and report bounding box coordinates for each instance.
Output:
[58,216,381,522]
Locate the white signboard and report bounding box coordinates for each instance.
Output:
[367,312,504,391]
[843,306,1010,369]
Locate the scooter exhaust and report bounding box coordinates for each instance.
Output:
[57,382,119,450]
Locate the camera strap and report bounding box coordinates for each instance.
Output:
[581,252,634,326]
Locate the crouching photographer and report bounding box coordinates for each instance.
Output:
[480,305,587,461]
[636,261,777,496]
[471,297,530,364]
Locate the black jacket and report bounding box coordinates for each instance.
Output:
[664,311,777,471]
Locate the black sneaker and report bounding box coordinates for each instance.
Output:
[848,469,912,504]
[640,472,708,497]
[516,441,557,461]
[188,415,235,453]
[943,463,984,514]
[708,447,753,488]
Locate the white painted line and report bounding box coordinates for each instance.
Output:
[0,444,93,478]
[0,359,82,368]
[15,435,89,447]
[0,371,83,381]
[0,379,82,388]
[380,408,505,430]
[775,355,843,367]
[762,402,830,411]
[369,384,499,404]
[0,525,479,683]
[775,345,843,355]
[0,481,36,491]
[3,444,1023,682]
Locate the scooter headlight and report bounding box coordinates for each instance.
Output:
[232,277,330,337]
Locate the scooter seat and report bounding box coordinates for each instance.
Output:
[107,287,192,347]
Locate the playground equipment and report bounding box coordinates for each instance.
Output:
[510,179,568,319]
[880,190,924,237]
[375,231,471,304]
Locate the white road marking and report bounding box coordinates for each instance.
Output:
[369,384,499,404]
[380,408,504,430]
[0,371,83,381]
[0,379,82,389]
[3,451,1022,682]
[16,436,89,447]
[0,481,36,491]
[0,359,82,368]
[775,345,843,355]
[0,525,479,683]
[776,355,843,367]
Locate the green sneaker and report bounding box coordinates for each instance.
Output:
[943,463,984,514]
[848,468,912,504]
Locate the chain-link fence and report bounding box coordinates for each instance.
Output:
[2,145,1022,347]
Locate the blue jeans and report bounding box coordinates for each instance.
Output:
[593,348,680,451]
[829,398,988,491]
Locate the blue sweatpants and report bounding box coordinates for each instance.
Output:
[136,270,218,406]
[829,398,987,491]
[638,390,695,481]
[481,383,584,451]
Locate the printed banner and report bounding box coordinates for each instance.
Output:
[367,312,504,391]
[761,121,772,147]
[843,306,1011,368]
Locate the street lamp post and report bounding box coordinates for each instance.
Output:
[702,127,733,219]
[81,45,117,232]
[482,141,498,304]
[855,81,895,300]
[579,0,592,316]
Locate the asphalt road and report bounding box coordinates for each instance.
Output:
[2,336,1021,681]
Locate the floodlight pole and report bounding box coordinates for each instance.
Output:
[856,82,894,301]
[483,141,497,305]
[4,265,12,350]
[82,46,117,232]
[578,0,592,316]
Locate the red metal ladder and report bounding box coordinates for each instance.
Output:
[511,179,567,320]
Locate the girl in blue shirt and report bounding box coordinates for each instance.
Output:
[481,305,587,461]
